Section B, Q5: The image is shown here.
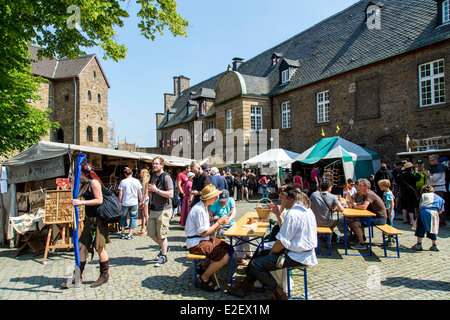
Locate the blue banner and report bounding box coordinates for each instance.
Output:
[72,153,86,266]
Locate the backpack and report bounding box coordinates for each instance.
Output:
[152,172,179,208]
[235,178,243,188]
[94,185,122,223]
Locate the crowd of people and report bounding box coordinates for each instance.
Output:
[65,154,447,299]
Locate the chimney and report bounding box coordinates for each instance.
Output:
[174,75,191,96]
[232,57,244,71]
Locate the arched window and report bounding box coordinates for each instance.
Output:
[57,128,64,143]
[98,127,103,142]
[88,90,92,101]
[87,126,93,142]
[97,93,101,103]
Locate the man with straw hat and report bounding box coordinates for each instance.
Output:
[185,184,230,291]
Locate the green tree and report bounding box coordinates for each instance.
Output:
[0,0,188,157]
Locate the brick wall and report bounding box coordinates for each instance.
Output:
[272,41,450,166]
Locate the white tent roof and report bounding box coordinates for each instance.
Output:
[242,148,300,166]
[2,141,193,167]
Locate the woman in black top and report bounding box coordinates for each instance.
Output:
[63,163,110,288]
[398,162,420,225]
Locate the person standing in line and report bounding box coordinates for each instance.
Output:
[177,165,191,215]
[190,162,212,208]
[118,167,143,240]
[247,169,256,198]
[259,174,269,199]
[148,156,174,267]
[423,155,447,226]
[137,168,150,236]
[180,172,195,228]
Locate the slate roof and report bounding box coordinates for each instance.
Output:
[157,0,450,129]
[28,45,111,88]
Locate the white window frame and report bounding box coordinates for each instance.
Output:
[419,59,446,107]
[444,0,450,24]
[317,91,330,124]
[281,69,290,84]
[226,109,233,133]
[251,106,263,132]
[281,102,291,129]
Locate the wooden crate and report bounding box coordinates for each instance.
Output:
[44,190,85,225]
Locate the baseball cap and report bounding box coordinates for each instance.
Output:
[219,189,229,202]
[202,164,210,170]
[211,167,219,175]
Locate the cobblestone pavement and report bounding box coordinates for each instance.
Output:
[0,197,449,302]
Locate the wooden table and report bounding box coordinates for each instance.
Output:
[343,208,376,256]
[223,211,271,285]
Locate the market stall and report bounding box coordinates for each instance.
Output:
[281,137,381,194]
[0,141,193,251]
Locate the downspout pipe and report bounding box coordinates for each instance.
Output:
[73,77,77,144]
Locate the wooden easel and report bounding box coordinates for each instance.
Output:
[42,189,84,264]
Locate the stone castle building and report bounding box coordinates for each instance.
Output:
[29,45,110,148]
[155,0,450,166]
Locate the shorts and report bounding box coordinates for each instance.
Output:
[359,217,387,227]
[148,208,172,239]
[188,238,231,262]
[79,217,110,254]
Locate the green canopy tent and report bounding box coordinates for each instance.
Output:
[282,137,381,181]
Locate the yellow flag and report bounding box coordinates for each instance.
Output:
[336,125,340,134]
[321,128,325,136]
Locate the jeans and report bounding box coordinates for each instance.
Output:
[262,188,269,199]
[246,249,305,291]
[119,205,138,229]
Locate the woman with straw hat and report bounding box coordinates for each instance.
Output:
[185,184,230,291]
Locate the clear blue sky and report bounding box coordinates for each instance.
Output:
[92,0,359,148]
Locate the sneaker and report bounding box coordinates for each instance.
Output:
[120,234,127,239]
[412,243,423,251]
[155,248,170,260]
[155,255,168,267]
[126,234,134,240]
[351,243,366,250]
[429,245,440,251]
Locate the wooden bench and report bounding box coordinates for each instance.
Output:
[287,266,308,300]
[186,254,208,288]
[317,227,333,255]
[375,224,403,258]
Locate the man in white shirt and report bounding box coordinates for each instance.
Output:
[226,185,318,300]
[118,167,143,240]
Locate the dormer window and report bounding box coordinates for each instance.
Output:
[281,69,290,84]
[271,52,283,66]
[279,58,299,85]
[443,0,450,24]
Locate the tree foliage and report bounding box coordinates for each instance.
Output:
[0,0,188,157]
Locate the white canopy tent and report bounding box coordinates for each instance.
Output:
[242,148,300,177]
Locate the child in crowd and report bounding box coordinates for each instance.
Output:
[378,179,395,245]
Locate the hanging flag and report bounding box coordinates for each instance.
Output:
[72,153,86,267]
[336,125,340,134]
[321,128,325,136]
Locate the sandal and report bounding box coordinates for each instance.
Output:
[198,276,219,292]
[237,259,249,266]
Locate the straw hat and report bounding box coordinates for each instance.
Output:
[402,162,414,170]
[200,184,222,201]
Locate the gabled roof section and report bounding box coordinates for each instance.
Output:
[28,45,111,88]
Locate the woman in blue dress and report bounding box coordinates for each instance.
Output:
[412,185,445,252]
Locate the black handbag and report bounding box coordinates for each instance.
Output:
[95,185,122,223]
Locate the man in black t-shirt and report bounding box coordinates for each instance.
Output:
[190,162,212,208]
